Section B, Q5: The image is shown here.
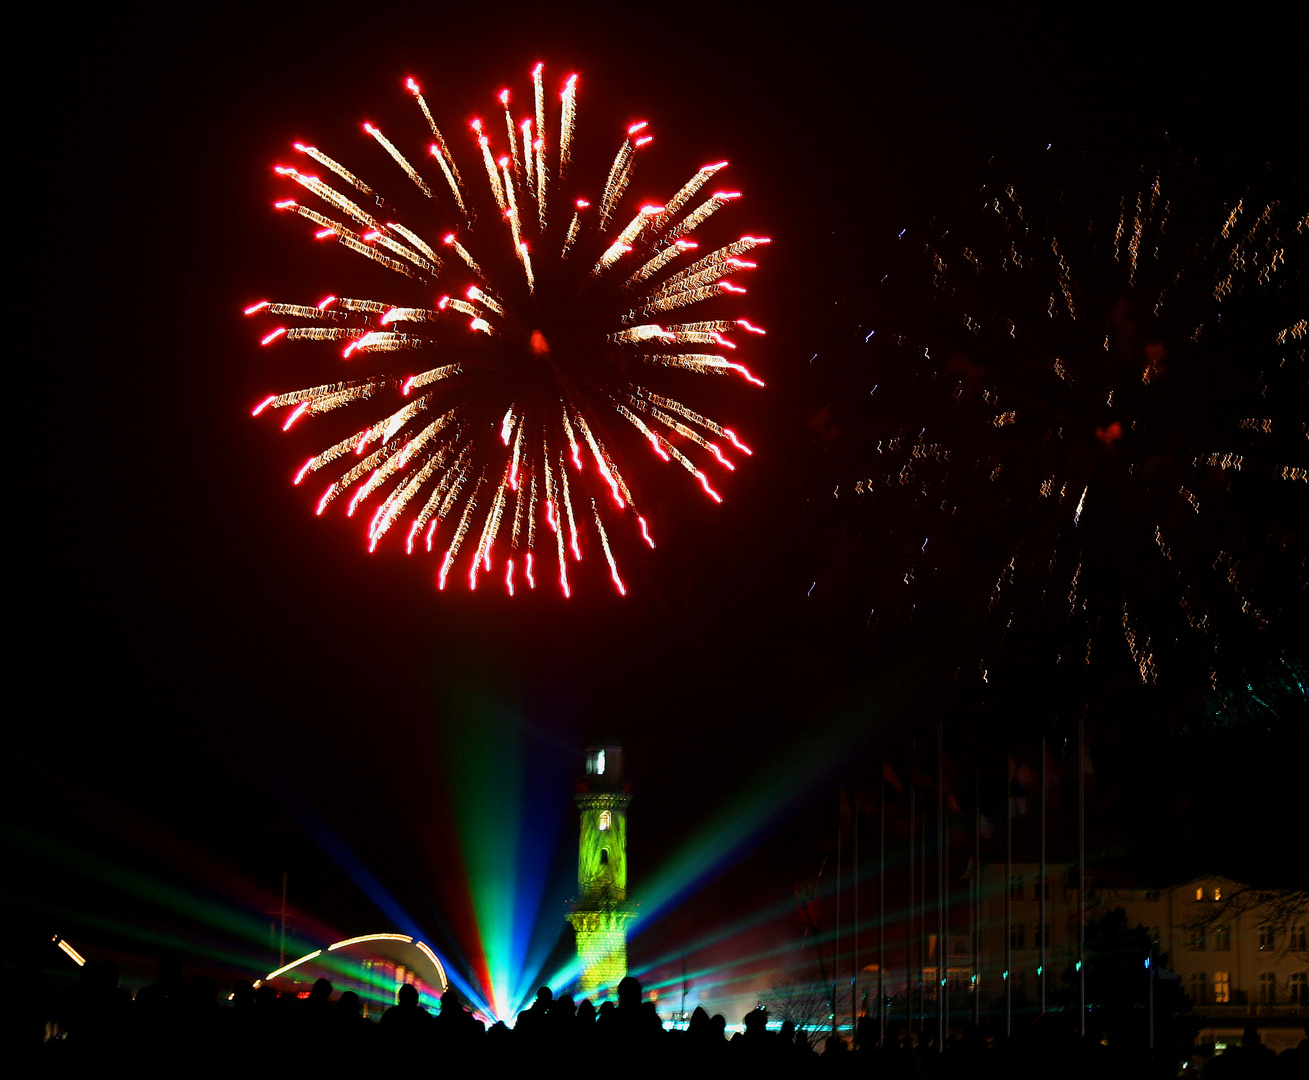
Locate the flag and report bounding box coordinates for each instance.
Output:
[1042,742,1064,785]
[1043,741,1065,810]
[1008,756,1031,817]
[945,793,970,839]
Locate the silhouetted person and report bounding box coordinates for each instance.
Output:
[732,1006,775,1068]
[379,981,430,1060]
[132,954,184,1041]
[1210,1025,1277,1080]
[180,974,221,1056]
[515,984,552,1045]
[330,990,374,1059]
[434,987,482,1051]
[55,959,129,1055]
[299,976,334,1043]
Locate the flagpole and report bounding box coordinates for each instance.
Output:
[879,759,886,1047]
[853,789,860,1045]
[1005,755,1012,1039]
[835,786,842,1046]
[943,801,951,1045]
[937,721,945,1050]
[920,803,927,1036]
[1078,715,1086,1036]
[973,768,981,1028]
[907,745,915,1036]
[1040,735,1047,1015]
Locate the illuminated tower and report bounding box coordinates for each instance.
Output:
[567,742,636,999]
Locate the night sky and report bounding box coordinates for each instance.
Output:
[9,2,1305,1017]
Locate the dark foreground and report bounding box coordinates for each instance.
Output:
[15,964,1307,1078]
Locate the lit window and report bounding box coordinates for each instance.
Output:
[1258,972,1276,1004]
[1213,972,1230,1004]
[1195,887,1204,901]
[598,810,611,831]
[1213,886,1222,901]
[1290,972,1308,1005]
[1214,926,1230,951]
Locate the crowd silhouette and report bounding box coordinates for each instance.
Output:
[15,957,1308,1077]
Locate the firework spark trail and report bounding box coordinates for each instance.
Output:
[407,77,468,217]
[822,149,1306,694]
[532,63,548,229]
[412,444,470,551]
[248,65,767,595]
[293,143,377,202]
[363,122,432,198]
[593,500,626,595]
[559,74,577,178]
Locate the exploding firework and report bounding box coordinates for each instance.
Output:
[812,149,1306,701]
[246,66,767,597]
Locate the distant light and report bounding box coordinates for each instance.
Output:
[54,938,86,966]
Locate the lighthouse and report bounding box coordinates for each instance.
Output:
[567,741,636,999]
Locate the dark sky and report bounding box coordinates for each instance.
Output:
[8,1,1304,1012]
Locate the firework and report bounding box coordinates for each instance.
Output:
[247,67,767,596]
[814,150,1306,700]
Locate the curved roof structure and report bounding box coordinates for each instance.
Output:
[257,932,449,1011]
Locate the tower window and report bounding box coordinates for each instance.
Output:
[599,810,611,831]
[600,848,609,865]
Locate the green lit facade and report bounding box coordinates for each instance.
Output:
[567,744,636,999]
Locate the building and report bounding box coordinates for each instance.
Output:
[567,742,637,999]
[970,863,1308,1052]
[1102,876,1309,1053]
